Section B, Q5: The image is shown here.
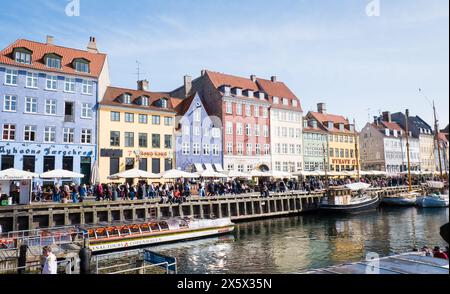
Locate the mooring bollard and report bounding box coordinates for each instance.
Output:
[18,244,28,274]
[79,239,92,274]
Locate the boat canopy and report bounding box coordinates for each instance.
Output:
[345,182,371,191]
[425,181,445,189]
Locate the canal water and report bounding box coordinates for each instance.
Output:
[148,207,449,274]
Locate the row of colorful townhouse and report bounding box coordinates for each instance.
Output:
[0,37,447,184]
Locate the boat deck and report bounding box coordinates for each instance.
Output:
[301,253,449,274]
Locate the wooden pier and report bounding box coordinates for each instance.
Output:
[0,186,420,233]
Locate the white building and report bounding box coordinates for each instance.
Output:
[360,113,420,174]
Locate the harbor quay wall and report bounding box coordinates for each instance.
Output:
[0,186,420,233]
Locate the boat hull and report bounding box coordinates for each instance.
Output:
[88,225,235,253]
[320,196,380,214]
[416,196,449,208]
[381,197,417,206]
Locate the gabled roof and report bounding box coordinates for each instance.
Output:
[309,112,349,125]
[205,70,259,91]
[380,121,404,132]
[101,86,176,113]
[256,78,302,111]
[173,94,195,115]
[0,39,106,78]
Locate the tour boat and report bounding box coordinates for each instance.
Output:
[320,183,380,214]
[79,217,235,253]
[381,192,419,206]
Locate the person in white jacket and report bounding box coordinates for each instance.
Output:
[42,246,57,274]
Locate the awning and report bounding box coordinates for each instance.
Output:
[40,169,85,179]
[196,170,228,178]
[0,169,38,180]
[345,182,371,191]
[158,169,200,179]
[214,164,224,172]
[108,169,159,180]
[194,164,204,172]
[204,163,215,172]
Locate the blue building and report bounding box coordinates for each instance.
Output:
[0,37,110,184]
[173,92,223,172]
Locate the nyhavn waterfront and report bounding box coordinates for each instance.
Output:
[148,207,448,274]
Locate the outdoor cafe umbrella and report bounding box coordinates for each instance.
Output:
[0,168,38,180]
[196,170,228,178]
[158,169,200,179]
[40,169,85,179]
[249,170,269,177]
[268,170,293,179]
[226,170,251,179]
[108,169,159,180]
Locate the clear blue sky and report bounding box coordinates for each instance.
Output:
[1,0,448,129]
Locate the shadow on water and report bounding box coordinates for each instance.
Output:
[143,207,449,274]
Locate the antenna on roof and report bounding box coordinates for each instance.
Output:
[366,108,371,123]
[135,61,146,81]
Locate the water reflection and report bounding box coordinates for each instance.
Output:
[148,207,448,274]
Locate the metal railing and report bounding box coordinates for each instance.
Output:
[0,259,75,274]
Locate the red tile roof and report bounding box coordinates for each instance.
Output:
[381,121,404,132]
[205,70,259,91]
[173,94,195,115]
[309,111,349,125]
[438,132,449,142]
[0,39,107,78]
[256,78,302,111]
[101,86,176,113]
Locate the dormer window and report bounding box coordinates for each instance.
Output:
[73,59,90,73]
[282,98,289,106]
[349,125,355,132]
[327,122,334,130]
[292,100,298,107]
[273,97,279,104]
[339,124,345,131]
[14,48,32,64]
[222,85,231,96]
[140,96,149,106]
[258,92,265,100]
[123,93,132,104]
[246,90,253,98]
[234,88,242,96]
[385,129,390,136]
[160,98,168,108]
[312,120,318,128]
[45,54,62,69]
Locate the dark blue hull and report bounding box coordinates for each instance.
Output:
[320,196,380,214]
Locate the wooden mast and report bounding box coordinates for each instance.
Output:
[323,143,329,190]
[405,109,412,192]
[353,119,360,181]
[433,101,444,181]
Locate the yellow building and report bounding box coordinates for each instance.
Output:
[97,82,177,183]
[307,103,360,172]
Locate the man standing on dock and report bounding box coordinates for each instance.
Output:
[42,246,57,274]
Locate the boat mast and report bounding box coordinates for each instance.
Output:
[323,143,330,190]
[353,119,360,181]
[433,101,444,182]
[405,109,412,192]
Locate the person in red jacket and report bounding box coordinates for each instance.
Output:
[433,247,448,260]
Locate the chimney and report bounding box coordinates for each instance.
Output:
[250,75,257,82]
[382,111,392,122]
[87,36,98,53]
[201,69,207,76]
[271,76,277,83]
[137,80,149,91]
[184,75,192,97]
[46,35,54,45]
[317,103,326,114]
[373,116,379,125]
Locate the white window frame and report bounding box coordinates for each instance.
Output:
[236,123,243,136]
[24,97,37,114]
[254,106,260,117]
[246,124,251,136]
[81,129,92,144]
[183,125,190,136]
[45,99,57,115]
[226,102,232,114]
[82,80,94,95]
[63,128,75,144]
[203,144,210,155]
[193,126,200,136]
[64,77,76,93]
[236,103,242,116]
[237,143,244,155]
[212,128,221,138]
[193,143,200,156]
[26,72,38,88]
[46,75,58,90]
[255,125,260,137]
[227,142,233,155]
[81,103,92,119]
[24,125,37,142]
[212,144,220,156]
[44,126,56,143]
[193,109,201,122]
[182,142,190,155]
[226,122,233,135]
[2,124,16,141]
[245,104,251,116]
[3,95,17,112]
[5,69,18,86]
[263,125,269,137]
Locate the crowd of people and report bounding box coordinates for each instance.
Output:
[417,246,449,260]
[29,175,441,204]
